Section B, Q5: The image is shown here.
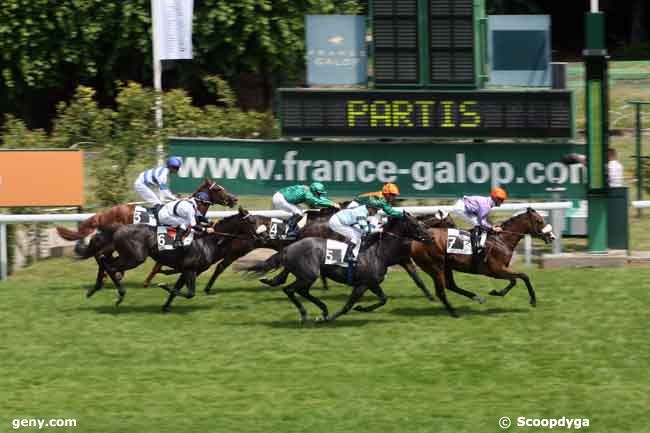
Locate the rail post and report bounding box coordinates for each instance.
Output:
[1,223,7,281]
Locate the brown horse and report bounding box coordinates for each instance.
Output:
[410,208,556,317]
[56,177,238,241]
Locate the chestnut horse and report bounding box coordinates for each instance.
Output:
[410,208,556,317]
[56,177,238,241]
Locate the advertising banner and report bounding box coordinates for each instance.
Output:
[0,150,84,206]
[169,138,585,199]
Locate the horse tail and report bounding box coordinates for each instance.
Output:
[74,231,114,260]
[241,251,284,276]
[55,215,100,241]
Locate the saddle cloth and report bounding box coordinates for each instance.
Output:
[133,206,158,227]
[324,239,349,267]
[156,226,194,251]
[446,229,486,255]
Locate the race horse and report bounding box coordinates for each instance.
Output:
[410,208,556,317]
[56,177,238,242]
[143,209,456,303]
[244,213,432,323]
[78,207,269,311]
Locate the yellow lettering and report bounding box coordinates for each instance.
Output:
[414,101,435,127]
[460,101,481,127]
[347,101,368,127]
[391,101,414,127]
[441,101,455,127]
[370,100,392,127]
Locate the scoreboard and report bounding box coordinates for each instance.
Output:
[279,89,574,138]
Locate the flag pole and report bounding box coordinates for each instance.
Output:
[151,0,164,166]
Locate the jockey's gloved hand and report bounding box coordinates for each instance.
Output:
[196,215,209,224]
[192,224,206,233]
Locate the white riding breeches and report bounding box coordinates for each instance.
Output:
[272,192,304,216]
[450,199,480,226]
[329,216,364,258]
[134,179,162,205]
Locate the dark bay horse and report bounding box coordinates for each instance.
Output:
[410,208,556,317]
[142,206,342,290]
[79,207,268,311]
[56,177,238,241]
[244,214,432,323]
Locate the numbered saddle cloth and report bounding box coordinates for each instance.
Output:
[446,229,486,255]
[324,239,349,267]
[133,206,157,227]
[268,218,289,240]
[156,226,194,251]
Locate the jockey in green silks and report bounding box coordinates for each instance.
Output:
[272,182,339,236]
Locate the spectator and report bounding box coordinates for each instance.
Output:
[561,149,624,187]
[607,148,624,187]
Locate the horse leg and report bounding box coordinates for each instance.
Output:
[489,279,517,297]
[143,262,162,288]
[99,256,129,306]
[204,257,236,294]
[320,275,330,291]
[402,260,434,301]
[260,267,291,287]
[87,257,106,298]
[295,286,329,320]
[431,271,458,318]
[281,278,313,323]
[490,267,536,306]
[324,285,367,322]
[161,272,189,312]
[353,285,387,313]
[445,267,485,304]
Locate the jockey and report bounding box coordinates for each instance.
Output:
[329,202,382,263]
[134,156,182,206]
[157,192,214,248]
[272,182,340,236]
[450,187,507,260]
[347,183,404,218]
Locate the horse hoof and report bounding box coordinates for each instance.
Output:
[158,284,171,293]
[353,305,371,313]
[86,289,97,298]
[115,297,124,307]
[489,290,501,297]
[473,295,485,304]
[530,299,537,307]
[260,278,277,287]
[162,305,171,313]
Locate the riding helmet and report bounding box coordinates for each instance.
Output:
[167,156,182,169]
[310,182,327,195]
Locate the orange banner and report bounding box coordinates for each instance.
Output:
[0,150,84,206]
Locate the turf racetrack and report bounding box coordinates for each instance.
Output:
[1,257,648,433]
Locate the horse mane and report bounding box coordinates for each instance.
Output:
[500,208,535,230]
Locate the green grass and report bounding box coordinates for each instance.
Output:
[1,258,649,433]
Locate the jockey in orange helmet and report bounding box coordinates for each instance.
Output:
[347,183,404,218]
[450,187,507,268]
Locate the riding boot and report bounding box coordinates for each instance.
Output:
[470,226,483,272]
[344,241,357,263]
[173,227,187,249]
[286,214,302,237]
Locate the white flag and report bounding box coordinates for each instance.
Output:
[152,0,194,60]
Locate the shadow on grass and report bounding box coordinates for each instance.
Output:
[390,305,530,317]
[230,317,394,329]
[76,303,214,315]
[47,281,153,291]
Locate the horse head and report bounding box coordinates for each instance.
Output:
[504,208,556,244]
[384,212,432,244]
[195,177,238,208]
[215,207,269,242]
